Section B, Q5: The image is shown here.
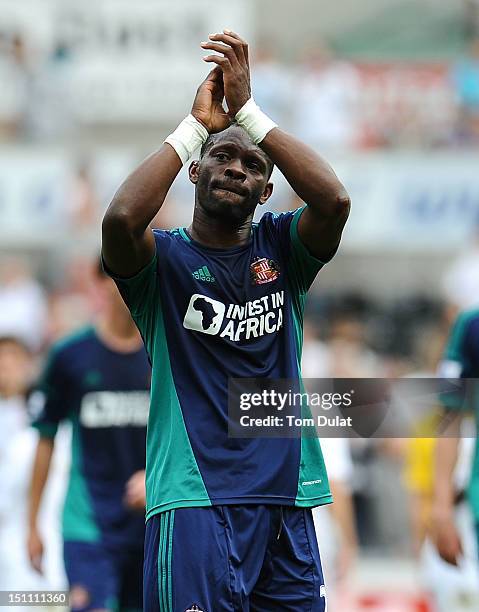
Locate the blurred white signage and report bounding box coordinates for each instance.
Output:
[0,0,252,123]
[1,150,479,251]
[0,148,134,244]
[0,151,68,237]
[336,152,479,251]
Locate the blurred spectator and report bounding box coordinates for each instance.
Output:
[314,438,358,605]
[413,309,479,610]
[0,257,48,351]
[301,320,331,378]
[452,38,479,144]
[47,256,97,342]
[251,40,292,128]
[0,336,66,597]
[402,325,450,557]
[324,314,384,378]
[0,33,32,140]
[418,425,479,611]
[27,38,74,141]
[302,312,385,378]
[68,160,100,229]
[302,324,358,604]
[292,42,360,151]
[303,313,412,555]
[464,1,479,41]
[442,225,479,312]
[0,336,32,440]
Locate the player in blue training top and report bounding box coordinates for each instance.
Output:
[102,30,350,611]
[27,261,151,612]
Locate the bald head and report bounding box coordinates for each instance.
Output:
[200,124,274,178]
[189,123,274,223]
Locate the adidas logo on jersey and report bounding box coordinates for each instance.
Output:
[192,266,215,283]
[185,605,204,612]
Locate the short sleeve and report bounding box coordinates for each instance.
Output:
[261,207,328,295]
[103,238,162,360]
[289,207,329,294]
[30,348,70,438]
[438,311,476,412]
[103,251,159,319]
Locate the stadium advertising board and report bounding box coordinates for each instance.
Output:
[0,0,252,123]
[0,151,478,252]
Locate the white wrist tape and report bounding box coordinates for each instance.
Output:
[164,114,209,164]
[235,98,277,144]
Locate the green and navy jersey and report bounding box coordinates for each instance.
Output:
[109,207,333,521]
[439,308,479,520]
[31,326,150,549]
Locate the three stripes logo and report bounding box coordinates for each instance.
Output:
[192,265,215,283]
[185,606,204,612]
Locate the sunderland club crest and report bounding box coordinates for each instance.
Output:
[250,257,280,285]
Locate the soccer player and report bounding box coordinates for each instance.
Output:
[102,30,350,611]
[433,308,479,569]
[27,261,151,612]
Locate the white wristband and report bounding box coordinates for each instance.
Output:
[234,98,277,144]
[164,114,209,164]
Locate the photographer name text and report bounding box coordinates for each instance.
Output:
[239,415,353,428]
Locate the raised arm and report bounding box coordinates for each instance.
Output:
[260,130,350,261]
[102,68,230,278]
[101,145,181,278]
[201,30,350,261]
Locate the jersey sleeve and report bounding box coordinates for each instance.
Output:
[30,347,70,438]
[437,311,476,412]
[102,244,159,319]
[102,232,162,357]
[265,207,330,295]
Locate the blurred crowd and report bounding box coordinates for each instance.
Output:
[2,28,479,149]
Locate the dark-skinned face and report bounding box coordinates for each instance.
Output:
[189,126,273,222]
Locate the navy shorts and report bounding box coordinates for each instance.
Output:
[144,505,327,612]
[64,541,143,611]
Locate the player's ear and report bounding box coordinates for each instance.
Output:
[189,160,200,185]
[259,182,273,205]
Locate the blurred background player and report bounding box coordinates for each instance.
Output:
[432,308,479,610]
[0,257,48,352]
[27,261,150,612]
[401,330,479,611]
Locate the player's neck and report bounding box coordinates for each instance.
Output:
[189,210,252,249]
[95,313,142,354]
